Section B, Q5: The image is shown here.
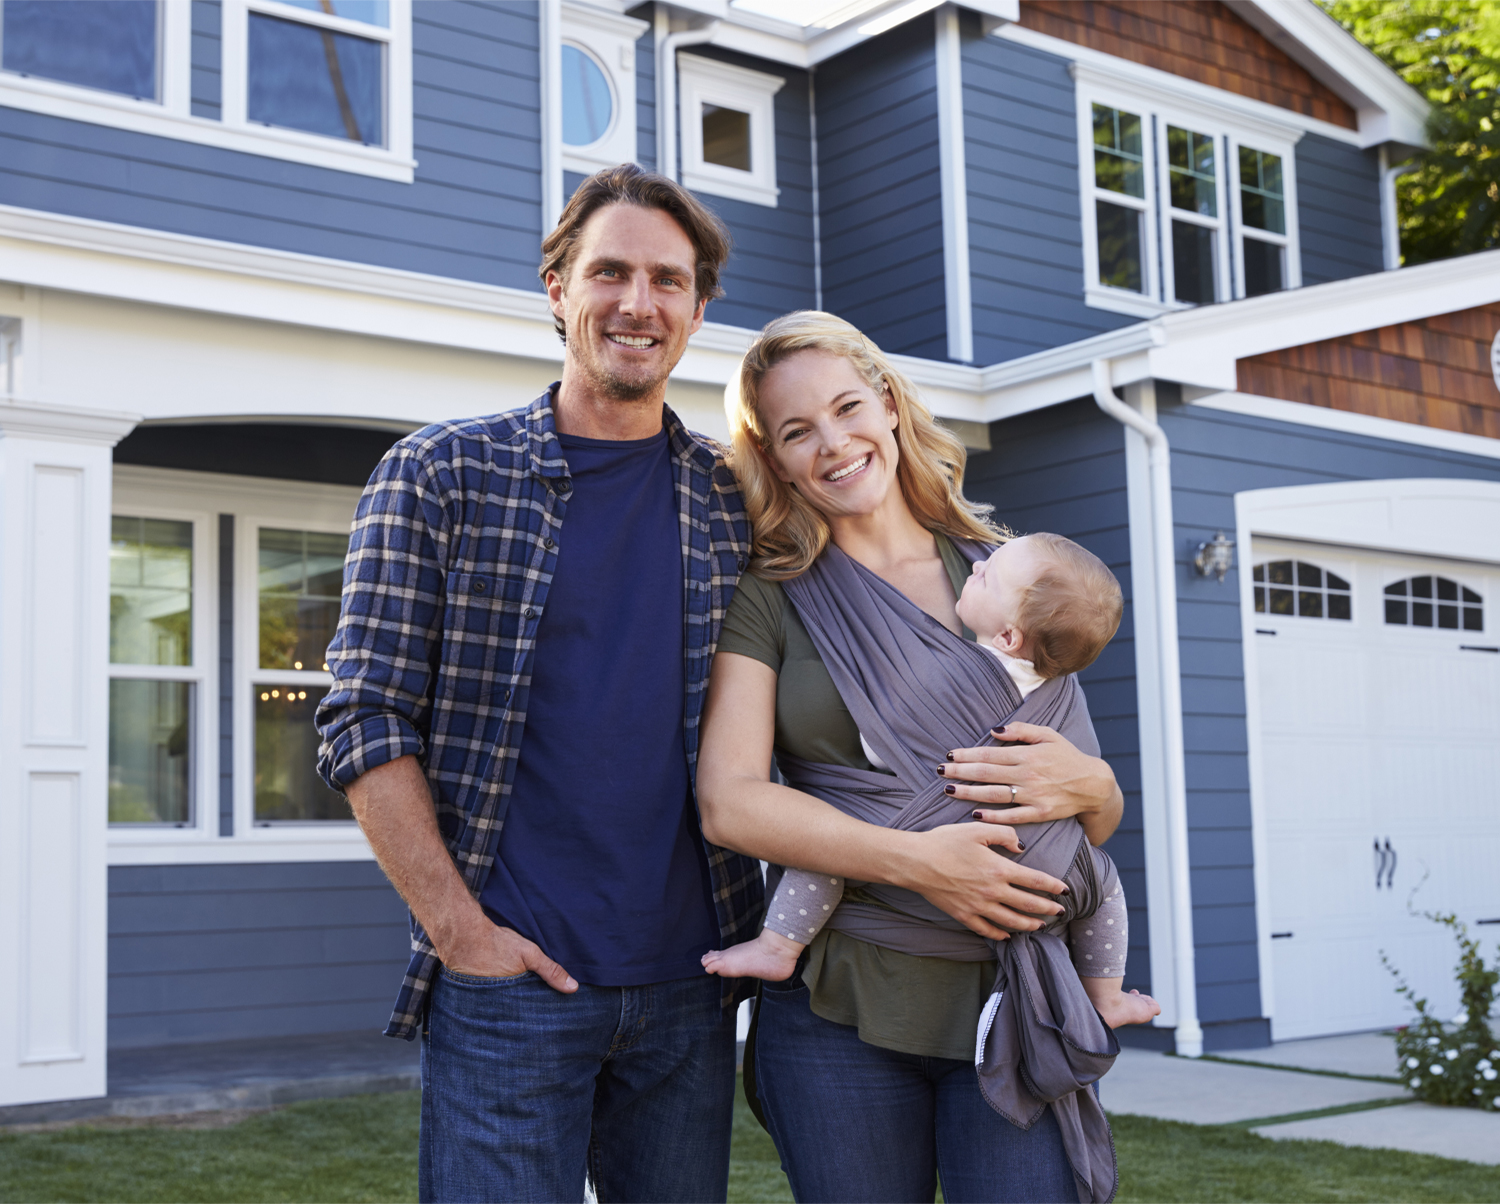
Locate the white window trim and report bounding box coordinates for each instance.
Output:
[106,484,219,844]
[107,466,371,865]
[1250,553,1358,626]
[1073,64,1302,317]
[558,3,647,178]
[677,52,782,209]
[0,0,415,183]
[236,504,362,844]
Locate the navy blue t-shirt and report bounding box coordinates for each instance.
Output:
[478,428,719,985]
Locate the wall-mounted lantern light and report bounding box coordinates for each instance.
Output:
[1194,530,1236,582]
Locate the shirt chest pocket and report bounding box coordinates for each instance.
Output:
[444,572,536,703]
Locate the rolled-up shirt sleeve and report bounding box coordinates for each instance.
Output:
[316,439,453,792]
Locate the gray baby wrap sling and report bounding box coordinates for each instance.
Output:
[777,541,1119,1204]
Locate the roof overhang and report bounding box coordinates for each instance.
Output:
[976,248,1500,421]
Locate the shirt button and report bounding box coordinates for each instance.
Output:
[737,556,747,571]
[524,607,535,618]
[544,537,555,550]
[471,579,486,594]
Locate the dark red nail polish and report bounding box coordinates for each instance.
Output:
[936,766,946,777]
[945,751,955,761]
[971,810,984,819]
[1060,883,1070,894]
[944,784,956,795]
[1017,840,1027,852]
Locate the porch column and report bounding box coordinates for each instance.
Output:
[0,402,138,1108]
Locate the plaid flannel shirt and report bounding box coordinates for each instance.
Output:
[316,388,764,1040]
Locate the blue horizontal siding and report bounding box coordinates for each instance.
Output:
[960,29,1135,365]
[1296,132,1383,285]
[634,7,656,172]
[108,861,409,1048]
[190,0,222,121]
[815,17,946,359]
[0,2,546,291]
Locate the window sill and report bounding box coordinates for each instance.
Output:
[108,828,374,865]
[0,74,416,183]
[1084,285,1184,320]
[682,166,780,209]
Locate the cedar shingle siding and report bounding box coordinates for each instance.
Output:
[1237,303,1500,438]
[1019,0,1358,129]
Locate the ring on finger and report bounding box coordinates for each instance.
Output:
[1009,784,1018,804]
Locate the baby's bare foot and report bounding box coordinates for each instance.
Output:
[1094,988,1162,1028]
[701,931,803,981]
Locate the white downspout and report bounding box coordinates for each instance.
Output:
[1378,145,1420,271]
[538,0,563,230]
[656,21,720,181]
[1092,359,1203,1059]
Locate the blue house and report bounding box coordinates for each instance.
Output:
[2,0,1497,1109]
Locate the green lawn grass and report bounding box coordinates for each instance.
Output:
[1,1087,1497,1203]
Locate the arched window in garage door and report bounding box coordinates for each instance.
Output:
[1253,559,1352,619]
[1383,576,1483,631]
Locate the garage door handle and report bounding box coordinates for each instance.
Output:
[1374,838,1388,889]
[1384,838,1397,889]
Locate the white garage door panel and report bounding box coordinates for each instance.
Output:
[1253,539,1500,1041]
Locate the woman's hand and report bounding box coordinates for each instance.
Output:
[895,821,1067,942]
[938,722,1123,845]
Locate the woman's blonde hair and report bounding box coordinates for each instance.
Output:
[726,310,1000,579]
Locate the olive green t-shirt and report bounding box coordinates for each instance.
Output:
[716,536,997,1061]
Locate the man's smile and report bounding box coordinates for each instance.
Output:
[606,333,660,349]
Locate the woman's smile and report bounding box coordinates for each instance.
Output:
[824,453,872,483]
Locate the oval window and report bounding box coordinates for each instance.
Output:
[561,44,613,148]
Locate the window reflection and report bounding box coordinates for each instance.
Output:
[1171,220,1216,305]
[2,0,158,100]
[259,527,347,670]
[109,679,192,825]
[1167,127,1216,217]
[248,13,384,145]
[1096,200,1142,292]
[1092,104,1144,198]
[111,516,193,666]
[1253,560,1351,620]
[254,686,350,822]
[1384,576,1482,631]
[703,104,751,171]
[274,0,389,27]
[561,43,613,147]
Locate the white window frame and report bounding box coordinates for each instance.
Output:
[558,3,646,178]
[677,52,782,209]
[1251,554,1357,626]
[108,467,371,865]
[108,476,219,845]
[236,500,363,844]
[1229,136,1301,301]
[1073,64,1302,317]
[1077,90,1162,319]
[0,0,415,182]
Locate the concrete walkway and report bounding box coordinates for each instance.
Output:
[1104,1032,1500,1166]
[0,1030,418,1127]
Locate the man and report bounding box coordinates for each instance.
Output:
[316,164,762,1203]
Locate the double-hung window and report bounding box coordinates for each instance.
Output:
[1076,73,1300,317]
[0,0,413,180]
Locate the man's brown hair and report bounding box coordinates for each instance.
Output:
[539,163,732,341]
[1014,533,1124,679]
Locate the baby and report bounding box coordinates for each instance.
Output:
[703,533,1160,1029]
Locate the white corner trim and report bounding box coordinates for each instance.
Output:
[1190,392,1500,462]
[1002,23,1363,147]
[936,5,973,363]
[0,400,140,445]
[540,0,565,231]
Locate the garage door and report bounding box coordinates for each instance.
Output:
[1252,538,1500,1041]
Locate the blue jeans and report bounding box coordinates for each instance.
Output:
[420,968,736,1203]
[753,976,1079,1204]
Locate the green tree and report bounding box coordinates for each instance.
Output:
[1321,0,1500,263]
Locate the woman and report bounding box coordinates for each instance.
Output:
[697,312,1124,1204]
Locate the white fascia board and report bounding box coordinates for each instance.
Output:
[1145,247,1500,387]
[1226,0,1430,148]
[1002,23,1361,148]
[1192,392,1500,462]
[710,0,1015,66]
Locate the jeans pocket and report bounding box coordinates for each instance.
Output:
[439,967,535,986]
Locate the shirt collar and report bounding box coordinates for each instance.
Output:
[527,385,720,480]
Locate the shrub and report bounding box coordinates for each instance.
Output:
[1385,911,1500,1110]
